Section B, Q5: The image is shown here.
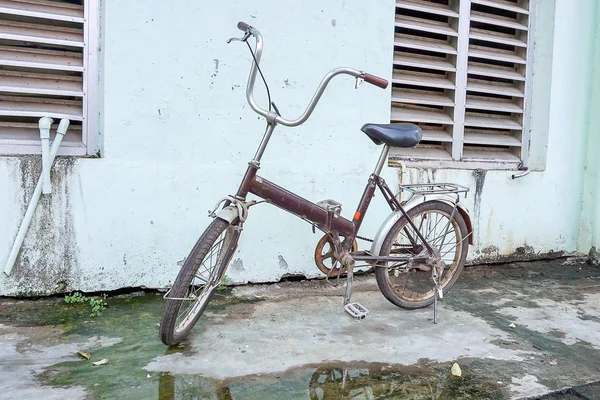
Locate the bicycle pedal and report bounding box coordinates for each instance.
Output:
[344,302,369,320]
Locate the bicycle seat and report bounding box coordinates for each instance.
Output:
[361,123,422,148]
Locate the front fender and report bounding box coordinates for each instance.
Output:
[369,194,474,257]
[215,205,240,224]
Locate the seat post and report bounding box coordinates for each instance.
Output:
[373,145,390,176]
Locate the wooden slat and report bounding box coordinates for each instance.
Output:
[389,146,453,161]
[461,147,521,162]
[421,129,453,142]
[0,141,86,155]
[396,16,458,37]
[466,96,523,113]
[470,11,528,31]
[464,114,522,130]
[0,70,83,97]
[469,28,527,48]
[393,70,455,89]
[0,0,84,23]
[0,95,82,119]
[469,46,526,64]
[471,0,529,15]
[467,79,524,97]
[396,0,459,18]
[395,33,457,55]
[0,45,83,71]
[391,106,454,125]
[0,121,83,152]
[463,131,522,146]
[392,88,454,107]
[0,19,83,47]
[468,63,525,81]
[394,51,456,71]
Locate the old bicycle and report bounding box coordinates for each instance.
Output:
[160,22,473,346]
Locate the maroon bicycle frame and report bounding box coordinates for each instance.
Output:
[234,158,434,258]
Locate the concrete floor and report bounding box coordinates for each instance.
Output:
[1,259,599,399]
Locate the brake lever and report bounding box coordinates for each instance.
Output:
[355,76,364,89]
[227,31,251,44]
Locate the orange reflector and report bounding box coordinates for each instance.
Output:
[354,211,361,220]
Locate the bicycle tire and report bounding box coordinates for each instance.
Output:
[160,218,237,346]
[375,200,469,309]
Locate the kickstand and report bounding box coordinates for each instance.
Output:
[433,288,438,324]
[431,261,444,324]
[433,284,443,324]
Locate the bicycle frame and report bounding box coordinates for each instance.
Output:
[234,137,434,265]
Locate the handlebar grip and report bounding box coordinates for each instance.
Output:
[237,21,251,32]
[363,73,389,89]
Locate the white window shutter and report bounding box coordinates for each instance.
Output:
[464,0,531,163]
[0,0,96,156]
[392,0,460,159]
[391,0,533,167]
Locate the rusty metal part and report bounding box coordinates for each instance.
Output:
[314,234,358,275]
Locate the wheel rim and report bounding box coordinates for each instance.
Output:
[385,208,464,303]
[174,227,234,334]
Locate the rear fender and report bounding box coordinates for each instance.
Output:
[369,194,473,257]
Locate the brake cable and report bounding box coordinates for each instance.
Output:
[245,40,272,112]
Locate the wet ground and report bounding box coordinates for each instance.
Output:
[1,259,599,399]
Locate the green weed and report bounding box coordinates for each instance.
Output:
[217,275,230,292]
[64,292,107,317]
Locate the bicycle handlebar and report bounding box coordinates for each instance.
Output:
[364,73,389,89]
[235,22,388,127]
[237,21,251,32]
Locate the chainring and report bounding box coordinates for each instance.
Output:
[313,234,358,275]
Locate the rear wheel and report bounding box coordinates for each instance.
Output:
[375,200,469,309]
[160,218,238,346]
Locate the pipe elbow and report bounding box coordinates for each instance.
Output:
[38,116,53,130]
[39,116,53,139]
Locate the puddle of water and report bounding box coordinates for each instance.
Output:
[156,361,506,400]
[0,291,239,399]
[1,292,509,399]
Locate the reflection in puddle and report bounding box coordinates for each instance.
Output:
[158,362,505,400]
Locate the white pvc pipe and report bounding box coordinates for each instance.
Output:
[39,117,53,195]
[3,119,71,276]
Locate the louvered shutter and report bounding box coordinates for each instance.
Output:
[392,0,532,166]
[0,0,97,156]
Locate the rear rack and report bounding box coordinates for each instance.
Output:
[398,183,469,197]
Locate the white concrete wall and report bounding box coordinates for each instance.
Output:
[0,0,597,295]
[579,2,600,254]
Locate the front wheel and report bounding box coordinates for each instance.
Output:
[375,200,469,309]
[160,218,238,346]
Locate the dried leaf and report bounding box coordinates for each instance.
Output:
[451,362,462,377]
[77,351,91,360]
[549,359,558,366]
[92,359,108,366]
[509,323,516,328]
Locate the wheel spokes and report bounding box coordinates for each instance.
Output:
[386,208,463,302]
[174,228,233,332]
